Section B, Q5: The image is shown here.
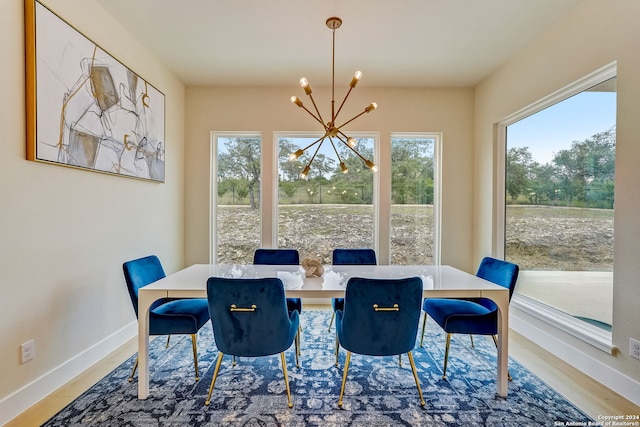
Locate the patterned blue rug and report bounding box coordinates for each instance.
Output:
[43,311,592,426]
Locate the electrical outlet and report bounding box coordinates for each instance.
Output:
[631,338,640,361]
[21,339,35,364]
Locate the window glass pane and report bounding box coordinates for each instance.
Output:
[391,136,435,265]
[278,136,375,263]
[215,136,261,263]
[505,77,616,330]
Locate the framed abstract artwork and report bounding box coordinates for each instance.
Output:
[25,0,165,182]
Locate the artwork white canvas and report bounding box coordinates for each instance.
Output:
[33,1,165,182]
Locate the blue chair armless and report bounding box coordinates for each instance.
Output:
[205,277,299,408]
[335,276,425,407]
[123,255,210,382]
[419,256,519,380]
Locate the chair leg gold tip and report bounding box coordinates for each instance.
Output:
[421,400,426,406]
[288,402,293,408]
[205,400,210,406]
[338,401,343,407]
[442,375,447,380]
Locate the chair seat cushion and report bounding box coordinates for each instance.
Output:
[423,298,498,335]
[150,298,210,335]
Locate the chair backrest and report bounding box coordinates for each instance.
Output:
[332,248,377,265]
[206,277,299,357]
[253,248,300,265]
[122,255,166,317]
[476,257,519,299]
[338,276,423,356]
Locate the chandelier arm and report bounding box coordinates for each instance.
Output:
[336,109,368,130]
[339,137,369,163]
[327,136,344,162]
[298,103,326,128]
[302,135,328,152]
[333,86,354,123]
[307,93,327,128]
[304,137,326,172]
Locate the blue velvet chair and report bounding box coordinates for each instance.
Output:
[253,248,302,315]
[335,276,425,407]
[205,277,300,408]
[328,248,377,332]
[123,255,210,382]
[420,256,519,380]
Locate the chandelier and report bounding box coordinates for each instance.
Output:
[290,17,378,178]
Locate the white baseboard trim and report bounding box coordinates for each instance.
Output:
[0,321,137,426]
[511,309,640,407]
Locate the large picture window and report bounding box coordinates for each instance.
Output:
[211,133,262,264]
[391,135,438,265]
[502,66,616,347]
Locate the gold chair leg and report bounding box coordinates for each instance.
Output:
[492,335,512,381]
[232,356,237,366]
[191,334,200,381]
[205,352,224,406]
[407,351,426,406]
[419,312,427,347]
[470,335,475,348]
[280,352,294,408]
[338,351,351,407]
[398,354,402,366]
[328,311,335,331]
[335,334,340,367]
[294,330,300,368]
[166,335,171,348]
[128,356,138,382]
[442,333,452,380]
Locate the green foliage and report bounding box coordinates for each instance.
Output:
[506,127,616,209]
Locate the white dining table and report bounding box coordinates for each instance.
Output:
[137,264,511,398]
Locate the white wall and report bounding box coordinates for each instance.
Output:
[474,0,640,404]
[0,0,185,423]
[183,86,475,270]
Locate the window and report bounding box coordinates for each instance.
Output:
[211,131,442,266]
[391,135,439,265]
[500,64,616,350]
[277,133,375,263]
[211,133,261,263]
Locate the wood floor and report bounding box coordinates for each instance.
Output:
[7,310,639,426]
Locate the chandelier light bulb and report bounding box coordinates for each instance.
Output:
[300,165,311,178]
[365,159,378,171]
[289,149,304,161]
[299,77,312,95]
[291,96,303,107]
[340,162,349,174]
[347,137,357,147]
[365,102,377,113]
[349,71,362,88]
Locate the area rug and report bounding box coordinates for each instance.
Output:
[43,311,592,426]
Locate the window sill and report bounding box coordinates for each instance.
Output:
[511,294,615,354]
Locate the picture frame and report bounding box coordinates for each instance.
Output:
[25,0,166,182]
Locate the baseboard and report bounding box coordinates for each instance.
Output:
[0,321,137,426]
[510,309,640,407]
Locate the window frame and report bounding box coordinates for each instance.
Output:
[494,62,616,353]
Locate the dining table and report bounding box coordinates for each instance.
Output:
[136,263,511,399]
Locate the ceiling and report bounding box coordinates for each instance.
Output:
[94,0,581,88]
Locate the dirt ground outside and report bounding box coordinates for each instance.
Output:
[216,204,614,271]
